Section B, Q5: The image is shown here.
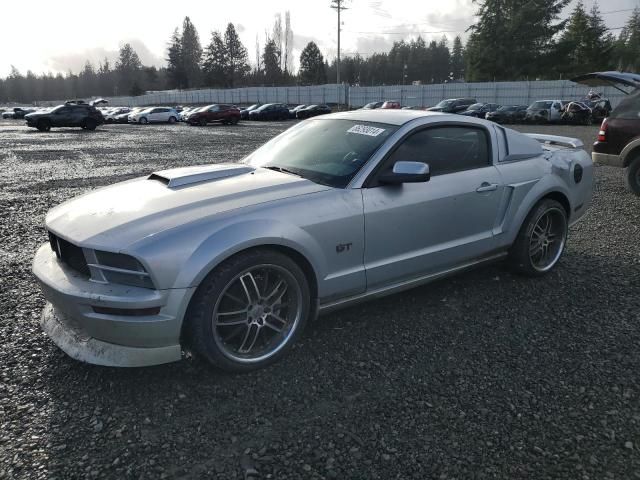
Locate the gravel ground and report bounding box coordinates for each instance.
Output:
[0,119,638,480]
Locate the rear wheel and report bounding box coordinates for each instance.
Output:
[185,249,311,372]
[626,157,640,196]
[231,116,239,125]
[83,118,97,131]
[168,116,177,124]
[36,119,51,132]
[508,199,568,276]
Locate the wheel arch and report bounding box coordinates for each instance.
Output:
[179,243,320,342]
[621,140,640,168]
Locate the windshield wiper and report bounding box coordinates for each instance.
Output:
[263,166,304,178]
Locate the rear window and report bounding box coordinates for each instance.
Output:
[610,91,640,120]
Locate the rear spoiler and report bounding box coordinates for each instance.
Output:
[525,133,584,149]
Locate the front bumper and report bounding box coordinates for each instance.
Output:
[592,151,624,168]
[33,244,195,367]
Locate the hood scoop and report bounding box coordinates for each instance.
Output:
[148,163,255,188]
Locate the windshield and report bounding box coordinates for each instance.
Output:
[530,101,553,110]
[467,103,483,110]
[247,104,260,110]
[246,119,398,188]
[435,100,454,108]
[498,106,515,111]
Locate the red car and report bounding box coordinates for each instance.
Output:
[380,101,401,109]
[187,104,240,126]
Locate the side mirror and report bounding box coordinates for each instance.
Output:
[379,161,430,185]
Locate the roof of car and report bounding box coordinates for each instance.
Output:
[323,109,450,125]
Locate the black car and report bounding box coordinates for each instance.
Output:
[25,100,105,131]
[485,105,528,124]
[427,98,477,113]
[458,103,500,119]
[288,104,307,119]
[248,103,289,121]
[240,103,262,120]
[2,107,35,119]
[296,104,332,120]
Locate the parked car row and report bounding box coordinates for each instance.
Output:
[358,96,611,125]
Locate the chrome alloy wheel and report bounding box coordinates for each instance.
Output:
[528,207,567,272]
[211,264,303,363]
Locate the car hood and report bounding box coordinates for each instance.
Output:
[46,163,331,249]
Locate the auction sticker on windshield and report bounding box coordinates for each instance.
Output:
[347,124,386,137]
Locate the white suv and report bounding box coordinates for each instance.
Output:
[129,107,179,124]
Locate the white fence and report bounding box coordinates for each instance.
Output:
[97,84,347,108]
[348,80,627,108]
[37,80,627,109]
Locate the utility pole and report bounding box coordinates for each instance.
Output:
[330,0,348,85]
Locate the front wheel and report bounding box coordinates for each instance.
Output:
[139,117,148,124]
[37,120,51,132]
[508,199,568,276]
[185,249,311,372]
[626,157,640,196]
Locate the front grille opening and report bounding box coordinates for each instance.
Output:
[48,232,90,277]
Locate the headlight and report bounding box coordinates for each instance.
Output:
[88,251,155,289]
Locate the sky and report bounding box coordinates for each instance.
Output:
[1,0,638,77]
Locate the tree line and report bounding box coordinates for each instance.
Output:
[2,1,640,104]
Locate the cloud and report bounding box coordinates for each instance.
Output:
[46,39,164,74]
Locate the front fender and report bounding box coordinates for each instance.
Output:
[173,219,326,290]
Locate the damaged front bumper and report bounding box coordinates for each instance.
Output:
[33,244,195,367]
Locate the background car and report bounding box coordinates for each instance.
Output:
[561,101,592,125]
[187,104,241,126]
[458,103,501,119]
[129,107,179,124]
[104,107,131,123]
[525,100,565,123]
[485,105,528,124]
[2,107,35,119]
[113,107,143,124]
[426,98,477,113]
[240,103,262,120]
[25,101,104,131]
[288,104,307,119]
[380,101,401,109]
[581,71,640,195]
[296,104,332,119]
[362,101,384,110]
[248,103,289,121]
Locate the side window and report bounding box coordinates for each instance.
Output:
[56,107,70,115]
[383,126,490,178]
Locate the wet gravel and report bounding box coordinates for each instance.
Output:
[0,119,638,480]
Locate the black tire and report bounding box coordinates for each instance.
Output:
[139,117,148,124]
[199,117,207,127]
[625,157,640,196]
[168,116,177,124]
[231,117,239,125]
[185,249,311,372]
[83,118,97,131]
[36,119,51,132]
[507,199,568,277]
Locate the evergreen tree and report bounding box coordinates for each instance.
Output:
[224,23,250,87]
[466,0,570,81]
[166,28,183,89]
[616,7,640,71]
[202,31,227,87]
[450,36,465,80]
[116,43,142,95]
[262,39,282,85]
[299,42,326,85]
[180,17,203,88]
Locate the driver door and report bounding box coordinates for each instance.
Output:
[362,125,504,290]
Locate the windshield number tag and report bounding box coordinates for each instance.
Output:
[347,125,385,137]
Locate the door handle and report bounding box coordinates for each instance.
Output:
[476,182,498,192]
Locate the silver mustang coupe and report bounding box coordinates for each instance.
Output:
[33,110,593,371]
